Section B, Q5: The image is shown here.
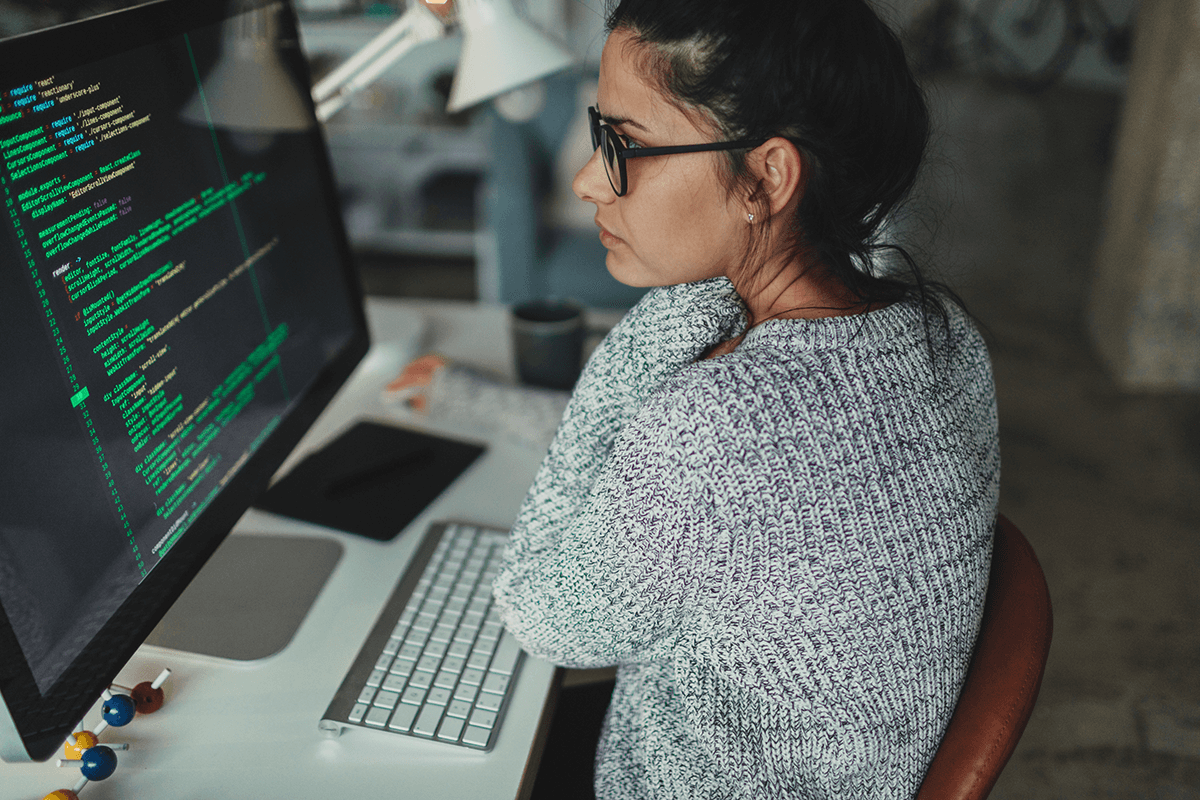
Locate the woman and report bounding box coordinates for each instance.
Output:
[399,0,999,796]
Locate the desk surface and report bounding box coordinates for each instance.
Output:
[0,298,565,800]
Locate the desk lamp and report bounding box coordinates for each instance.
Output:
[186,0,574,129]
[313,0,575,121]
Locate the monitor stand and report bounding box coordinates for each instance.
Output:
[144,534,342,661]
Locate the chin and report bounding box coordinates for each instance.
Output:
[604,251,656,288]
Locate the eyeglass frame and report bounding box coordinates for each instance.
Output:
[588,106,768,197]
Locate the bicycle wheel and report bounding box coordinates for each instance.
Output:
[962,0,1085,90]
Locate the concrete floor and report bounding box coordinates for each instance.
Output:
[359,76,1200,799]
[929,79,1200,800]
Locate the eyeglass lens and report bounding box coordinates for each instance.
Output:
[589,108,625,196]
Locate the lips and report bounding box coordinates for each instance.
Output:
[596,219,623,247]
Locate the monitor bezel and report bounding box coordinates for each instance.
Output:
[0,0,370,762]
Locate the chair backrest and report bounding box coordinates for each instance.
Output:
[916,514,1053,800]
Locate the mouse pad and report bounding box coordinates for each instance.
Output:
[255,421,486,540]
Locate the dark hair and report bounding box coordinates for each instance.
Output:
[605,0,974,349]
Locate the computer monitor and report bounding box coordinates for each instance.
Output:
[0,0,369,762]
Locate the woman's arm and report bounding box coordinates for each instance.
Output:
[491,278,747,667]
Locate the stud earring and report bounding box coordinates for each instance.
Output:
[747,213,754,223]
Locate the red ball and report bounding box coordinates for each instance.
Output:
[131,681,165,713]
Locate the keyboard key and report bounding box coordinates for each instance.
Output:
[357,686,377,705]
[401,687,426,706]
[349,703,368,724]
[467,652,491,671]
[382,636,402,655]
[446,699,473,719]
[366,669,386,688]
[416,654,441,673]
[382,674,407,693]
[413,704,444,737]
[389,658,414,678]
[448,641,471,658]
[426,687,452,706]
[476,692,502,713]
[397,643,423,661]
[490,633,522,676]
[481,673,510,696]
[453,683,478,703]
[373,690,400,710]
[467,597,490,615]
[408,671,433,690]
[437,715,465,742]
[468,709,497,729]
[433,670,458,690]
[441,655,466,673]
[423,640,448,659]
[365,706,392,728]
[389,703,418,733]
[462,725,491,748]
[460,668,485,686]
[375,654,394,671]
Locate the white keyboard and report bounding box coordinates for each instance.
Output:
[319,522,524,750]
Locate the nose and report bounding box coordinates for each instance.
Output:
[573,146,614,205]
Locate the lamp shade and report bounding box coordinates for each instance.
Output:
[447,0,574,113]
[182,7,312,131]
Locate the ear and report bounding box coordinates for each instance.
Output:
[747,137,805,217]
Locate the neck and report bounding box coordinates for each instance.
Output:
[733,254,864,327]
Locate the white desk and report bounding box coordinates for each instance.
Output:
[0,298,565,800]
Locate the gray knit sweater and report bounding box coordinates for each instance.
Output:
[491,277,1000,800]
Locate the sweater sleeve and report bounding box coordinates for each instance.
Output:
[491,278,746,667]
[496,278,746,572]
[491,399,712,667]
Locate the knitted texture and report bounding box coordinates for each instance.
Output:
[491,278,1000,799]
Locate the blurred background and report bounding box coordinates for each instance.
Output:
[3,0,1197,797]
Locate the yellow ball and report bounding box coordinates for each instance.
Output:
[63,729,97,758]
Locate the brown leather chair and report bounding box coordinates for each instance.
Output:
[916,514,1053,800]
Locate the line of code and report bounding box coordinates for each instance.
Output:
[3,65,285,575]
[1,75,146,575]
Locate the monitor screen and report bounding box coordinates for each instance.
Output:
[0,0,368,761]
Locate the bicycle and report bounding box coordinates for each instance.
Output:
[906,0,1136,92]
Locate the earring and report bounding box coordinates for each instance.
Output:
[747,213,754,223]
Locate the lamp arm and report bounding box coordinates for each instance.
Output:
[311,1,446,122]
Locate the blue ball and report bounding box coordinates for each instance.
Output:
[80,745,117,780]
[101,694,136,727]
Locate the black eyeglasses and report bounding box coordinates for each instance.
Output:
[588,106,767,197]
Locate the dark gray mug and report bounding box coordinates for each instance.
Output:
[510,300,584,390]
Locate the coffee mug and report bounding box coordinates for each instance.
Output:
[509,300,585,390]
